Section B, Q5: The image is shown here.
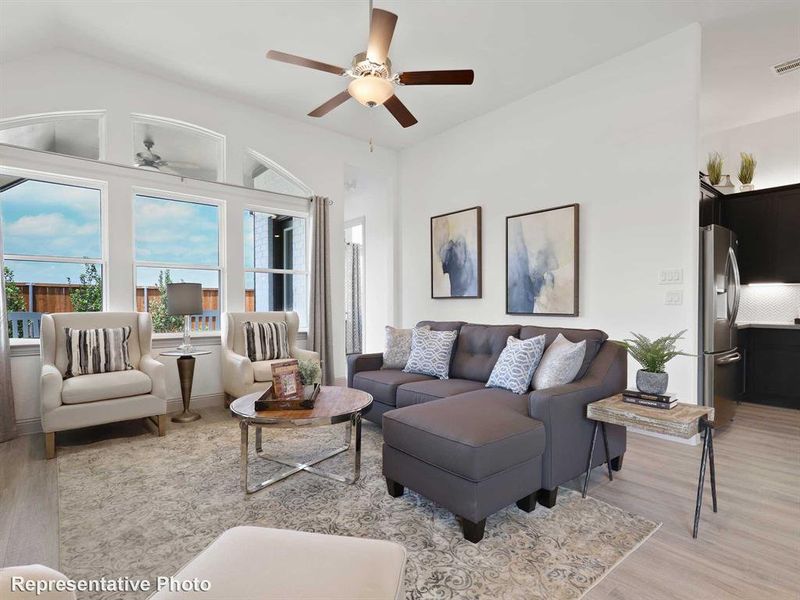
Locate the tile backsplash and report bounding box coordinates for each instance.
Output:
[737,284,800,323]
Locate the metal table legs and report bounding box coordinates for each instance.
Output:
[582,420,613,498]
[693,417,718,538]
[172,356,201,423]
[240,413,362,494]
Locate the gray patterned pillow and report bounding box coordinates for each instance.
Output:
[486,335,546,394]
[381,325,429,370]
[403,327,458,380]
[532,333,586,390]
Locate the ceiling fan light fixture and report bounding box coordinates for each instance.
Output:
[348,75,393,107]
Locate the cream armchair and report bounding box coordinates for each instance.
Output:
[40,312,167,459]
[222,311,320,400]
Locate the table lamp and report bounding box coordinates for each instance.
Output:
[167,282,203,354]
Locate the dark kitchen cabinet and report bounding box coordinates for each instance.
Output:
[739,328,800,409]
[720,184,800,284]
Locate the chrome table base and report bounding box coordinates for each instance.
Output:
[240,412,362,494]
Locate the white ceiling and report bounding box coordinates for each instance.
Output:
[1,1,798,148]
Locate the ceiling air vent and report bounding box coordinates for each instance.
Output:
[772,57,800,76]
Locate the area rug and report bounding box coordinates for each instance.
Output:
[57,415,659,599]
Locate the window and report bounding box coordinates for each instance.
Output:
[243,150,311,197]
[244,210,308,330]
[0,111,105,160]
[134,193,222,333]
[1,177,104,339]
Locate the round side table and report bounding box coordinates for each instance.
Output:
[160,350,212,423]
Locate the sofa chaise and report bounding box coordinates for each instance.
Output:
[348,321,627,542]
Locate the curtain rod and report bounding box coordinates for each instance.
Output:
[0,143,315,202]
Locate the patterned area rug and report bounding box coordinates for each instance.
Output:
[58,415,659,599]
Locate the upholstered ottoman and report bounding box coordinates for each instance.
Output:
[382,391,546,542]
[149,526,407,599]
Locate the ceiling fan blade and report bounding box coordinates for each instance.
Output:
[308,90,352,118]
[367,8,398,64]
[398,70,475,86]
[384,94,417,128]
[266,50,346,76]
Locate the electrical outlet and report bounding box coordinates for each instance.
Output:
[659,269,683,285]
[665,290,683,305]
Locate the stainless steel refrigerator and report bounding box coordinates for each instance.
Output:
[698,225,742,427]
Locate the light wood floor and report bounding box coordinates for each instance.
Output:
[1,402,798,599]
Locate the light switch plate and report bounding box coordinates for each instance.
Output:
[665,290,683,305]
[659,269,684,285]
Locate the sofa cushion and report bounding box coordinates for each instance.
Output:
[520,325,608,380]
[396,378,486,408]
[532,333,586,390]
[403,328,458,380]
[61,369,152,405]
[352,370,434,407]
[382,325,429,370]
[415,320,465,332]
[383,390,546,481]
[448,324,520,382]
[486,334,546,394]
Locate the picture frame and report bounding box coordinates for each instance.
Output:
[430,206,482,299]
[270,359,304,401]
[506,203,579,316]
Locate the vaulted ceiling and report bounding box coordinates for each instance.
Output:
[1,1,797,148]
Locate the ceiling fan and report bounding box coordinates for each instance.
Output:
[134,140,201,175]
[266,4,474,128]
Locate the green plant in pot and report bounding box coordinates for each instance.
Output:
[622,330,692,395]
[706,152,723,185]
[738,152,756,191]
[297,359,322,400]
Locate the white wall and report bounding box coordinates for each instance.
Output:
[343,165,397,353]
[398,25,702,402]
[0,49,399,386]
[701,112,800,190]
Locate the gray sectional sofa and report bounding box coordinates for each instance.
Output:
[347,321,627,542]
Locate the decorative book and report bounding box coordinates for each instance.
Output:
[622,395,678,410]
[622,389,677,403]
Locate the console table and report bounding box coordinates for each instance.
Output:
[585,395,716,538]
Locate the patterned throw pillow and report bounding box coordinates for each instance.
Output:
[403,327,458,380]
[65,326,133,378]
[243,321,290,362]
[486,335,546,394]
[532,333,587,390]
[382,325,429,370]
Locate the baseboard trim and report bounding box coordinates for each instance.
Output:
[14,393,226,436]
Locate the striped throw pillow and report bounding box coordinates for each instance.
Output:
[64,326,134,378]
[243,321,290,362]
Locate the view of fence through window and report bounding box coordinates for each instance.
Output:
[244,209,308,330]
[134,193,222,333]
[1,177,103,339]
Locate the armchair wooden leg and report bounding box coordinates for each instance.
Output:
[157,414,167,437]
[45,432,56,460]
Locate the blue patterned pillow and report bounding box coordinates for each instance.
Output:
[486,335,546,394]
[403,327,458,380]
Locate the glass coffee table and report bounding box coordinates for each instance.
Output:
[230,386,373,494]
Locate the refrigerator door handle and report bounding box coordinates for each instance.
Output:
[716,351,742,366]
[728,246,741,325]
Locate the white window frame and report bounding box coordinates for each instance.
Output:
[243,206,310,330]
[244,149,313,197]
[132,187,226,333]
[0,166,109,326]
[0,110,108,161]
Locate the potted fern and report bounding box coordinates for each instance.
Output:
[706,152,734,194]
[738,152,756,191]
[622,330,692,394]
[298,359,322,400]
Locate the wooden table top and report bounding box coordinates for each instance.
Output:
[587,394,714,439]
[230,386,373,425]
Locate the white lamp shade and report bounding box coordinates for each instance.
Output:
[347,75,394,107]
[166,283,203,316]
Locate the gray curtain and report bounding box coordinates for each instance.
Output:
[0,222,17,443]
[345,242,363,355]
[309,196,334,385]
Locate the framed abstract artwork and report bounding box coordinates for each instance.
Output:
[431,206,482,299]
[506,204,579,316]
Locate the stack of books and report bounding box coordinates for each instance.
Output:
[622,389,678,410]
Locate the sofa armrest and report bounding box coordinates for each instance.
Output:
[40,363,63,415]
[139,355,167,400]
[528,341,627,489]
[292,347,320,363]
[347,352,384,388]
[222,348,255,398]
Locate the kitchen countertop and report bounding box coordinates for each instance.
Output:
[737,322,800,331]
